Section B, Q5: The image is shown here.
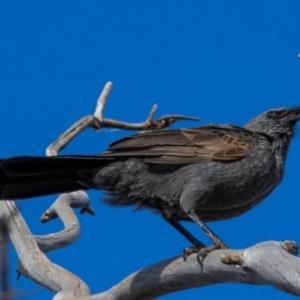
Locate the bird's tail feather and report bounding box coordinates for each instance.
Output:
[0,156,108,200]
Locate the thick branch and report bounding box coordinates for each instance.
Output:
[91,241,300,300]
[0,201,91,299]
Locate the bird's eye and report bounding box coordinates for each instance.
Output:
[267,111,276,119]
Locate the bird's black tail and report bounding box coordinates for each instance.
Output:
[0,156,108,200]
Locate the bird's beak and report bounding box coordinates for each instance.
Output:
[279,106,300,125]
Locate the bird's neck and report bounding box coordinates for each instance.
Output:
[271,134,291,175]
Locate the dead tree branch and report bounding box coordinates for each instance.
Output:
[91,241,300,300]
[46,82,199,156]
[0,200,90,299]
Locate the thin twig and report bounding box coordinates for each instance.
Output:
[146,104,158,123]
[102,114,199,131]
[94,81,113,122]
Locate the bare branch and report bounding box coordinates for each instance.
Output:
[91,241,300,300]
[94,81,113,121]
[46,81,199,156]
[34,191,94,253]
[102,113,199,131]
[0,201,91,298]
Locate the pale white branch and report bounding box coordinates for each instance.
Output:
[46,81,199,156]
[34,191,94,253]
[91,241,300,300]
[0,201,90,298]
[94,81,113,121]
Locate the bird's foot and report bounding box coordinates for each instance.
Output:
[198,242,229,259]
[182,242,229,261]
[182,246,204,260]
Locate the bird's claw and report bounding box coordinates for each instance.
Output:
[182,246,204,260]
[198,243,229,259]
[182,242,229,262]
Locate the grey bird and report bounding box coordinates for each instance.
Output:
[0,106,299,255]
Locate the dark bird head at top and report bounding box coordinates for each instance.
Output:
[244,106,300,139]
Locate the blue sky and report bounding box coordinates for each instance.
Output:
[1,1,300,299]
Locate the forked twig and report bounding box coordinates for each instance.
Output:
[46,82,199,156]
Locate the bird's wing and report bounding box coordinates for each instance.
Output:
[100,125,258,164]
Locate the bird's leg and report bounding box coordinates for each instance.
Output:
[164,217,205,248]
[186,209,229,256]
[163,215,206,260]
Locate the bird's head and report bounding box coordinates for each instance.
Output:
[245,107,300,139]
